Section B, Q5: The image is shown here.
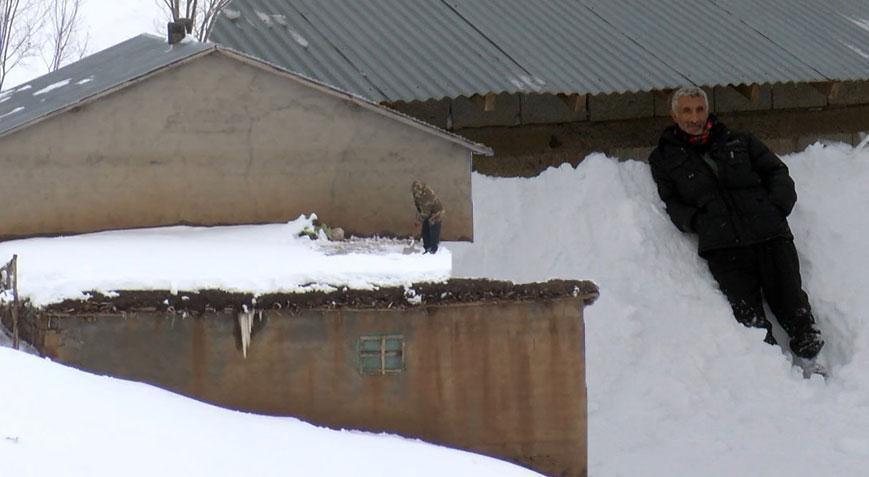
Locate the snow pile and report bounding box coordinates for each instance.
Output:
[450,142,869,476]
[4,141,869,476]
[0,347,537,477]
[0,214,450,306]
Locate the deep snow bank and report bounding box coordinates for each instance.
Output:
[0,347,538,477]
[450,142,869,476]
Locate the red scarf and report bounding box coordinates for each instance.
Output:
[687,118,713,145]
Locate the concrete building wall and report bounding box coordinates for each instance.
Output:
[17,298,589,477]
[0,51,473,240]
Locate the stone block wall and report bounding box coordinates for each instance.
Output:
[388,80,869,177]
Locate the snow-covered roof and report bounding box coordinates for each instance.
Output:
[0,34,492,155]
[0,215,453,307]
[0,35,210,138]
[209,0,869,102]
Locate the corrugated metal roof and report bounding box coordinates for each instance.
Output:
[580,0,826,87]
[710,0,869,81]
[211,0,538,101]
[209,0,869,102]
[0,33,491,154]
[208,0,388,101]
[0,34,211,137]
[445,0,686,95]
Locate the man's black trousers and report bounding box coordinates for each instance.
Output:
[421,218,441,254]
[703,238,821,358]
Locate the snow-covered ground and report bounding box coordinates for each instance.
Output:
[0,347,537,477]
[2,141,869,476]
[450,141,869,476]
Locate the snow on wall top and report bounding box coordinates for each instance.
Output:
[0,215,452,307]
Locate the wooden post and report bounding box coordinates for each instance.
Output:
[10,255,18,350]
[734,84,761,102]
[471,93,497,112]
[810,81,840,100]
[557,93,587,113]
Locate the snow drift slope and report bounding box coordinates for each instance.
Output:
[0,347,537,477]
[450,142,869,476]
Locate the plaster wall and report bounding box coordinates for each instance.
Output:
[0,52,473,240]
[22,298,589,477]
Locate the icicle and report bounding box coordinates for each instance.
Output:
[238,306,255,358]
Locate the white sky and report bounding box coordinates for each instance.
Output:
[5,1,167,88]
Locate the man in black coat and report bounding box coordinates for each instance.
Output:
[649,86,824,363]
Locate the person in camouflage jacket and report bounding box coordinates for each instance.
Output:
[412,180,445,254]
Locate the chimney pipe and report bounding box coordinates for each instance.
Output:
[168,21,186,45]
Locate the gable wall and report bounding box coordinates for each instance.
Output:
[0,52,473,240]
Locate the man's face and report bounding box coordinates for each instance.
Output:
[670,95,709,136]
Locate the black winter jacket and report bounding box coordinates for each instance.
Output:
[649,117,796,254]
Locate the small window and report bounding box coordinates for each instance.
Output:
[358,335,405,375]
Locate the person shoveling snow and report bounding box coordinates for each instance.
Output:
[412,180,445,255]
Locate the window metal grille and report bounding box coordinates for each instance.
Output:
[358,335,405,375]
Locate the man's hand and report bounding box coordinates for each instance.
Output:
[429,210,444,224]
